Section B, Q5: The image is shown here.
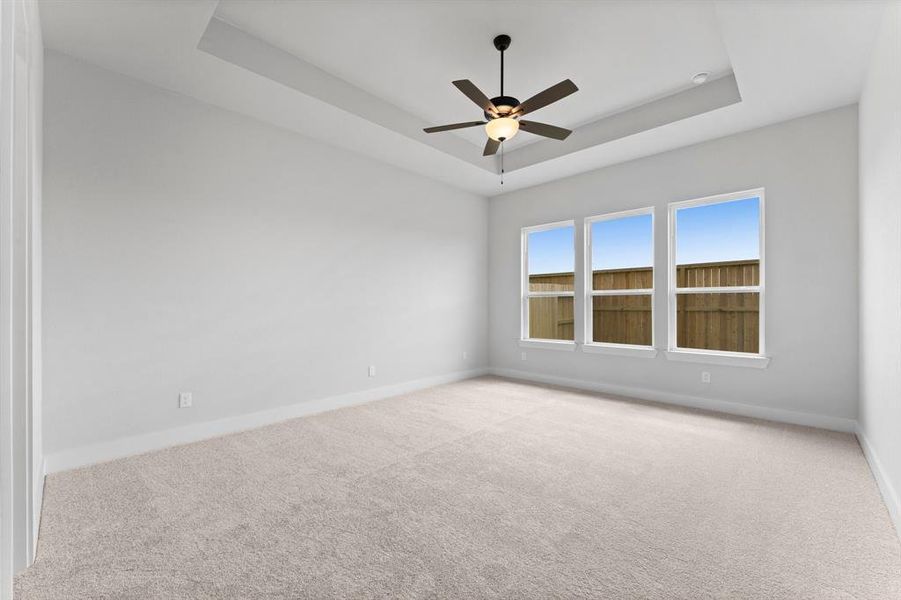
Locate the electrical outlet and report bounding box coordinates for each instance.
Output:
[368,365,376,377]
[178,392,192,408]
[521,351,527,361]
[462,351,468,361]
[701,372,711,384]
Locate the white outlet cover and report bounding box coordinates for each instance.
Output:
[368,365,376,377]
[701,372,711,384]
[178,392,192,408]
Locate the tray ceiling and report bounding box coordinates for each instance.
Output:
[39,0,885,196]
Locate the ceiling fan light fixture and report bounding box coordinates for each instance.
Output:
[486,117,519,142]
[422,34,577,158]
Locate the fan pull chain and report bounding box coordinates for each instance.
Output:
[501,142,505,186]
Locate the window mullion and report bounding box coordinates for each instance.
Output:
[527,291,575,298]
[591,288,653,296]
[675,286,760,294]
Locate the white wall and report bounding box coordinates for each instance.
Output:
[489,106,859,427]
[42,52,487,461]
[859,2,901,533]
[0,0,42,592]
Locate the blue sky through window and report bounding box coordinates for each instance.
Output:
[592,213,653,270]
[676,197,760,265]
[528,226,573,275]
[526,197,759,275]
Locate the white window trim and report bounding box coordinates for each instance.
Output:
[521,220,576,347]
[664,348,769,368]
[518,339,577,351]
[666,188,769,368]
[582,343,658,358]
[583,207,656,358]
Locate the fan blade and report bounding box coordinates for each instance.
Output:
[453,80,498,115]
[512,79,578,116]
[483,138,501,156]
[518,120,572,141]
[423,121,486,133]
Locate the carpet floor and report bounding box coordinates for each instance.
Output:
[15,376,901,599]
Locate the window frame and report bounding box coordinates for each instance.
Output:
[583,207,657,358]
[520,220,577,350]
[666,188,768,368]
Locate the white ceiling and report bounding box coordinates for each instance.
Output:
[39,0,885,196]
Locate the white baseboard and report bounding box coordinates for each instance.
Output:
[30,459,45,565]
[46,368,487,474]
[856,426,901,541]
[488,367,857,432]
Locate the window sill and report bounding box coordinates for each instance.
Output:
[582,343,658,358]
[664,349,770,369]
[519,339,577,351]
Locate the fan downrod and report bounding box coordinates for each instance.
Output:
[488,34,516,117]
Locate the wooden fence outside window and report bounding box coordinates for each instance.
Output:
[528,259,760,352]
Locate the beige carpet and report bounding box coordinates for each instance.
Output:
[15,377,901,599]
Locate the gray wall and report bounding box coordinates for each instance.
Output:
[859,3,900,528]
[489,105,859,422]
[42,51,488,455]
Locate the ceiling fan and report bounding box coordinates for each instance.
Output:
[423,34,578,157]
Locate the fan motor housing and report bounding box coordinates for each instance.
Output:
[486,95,520,120]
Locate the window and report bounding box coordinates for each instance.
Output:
[668,190,765,362]
[584,208,654,351]
[521,221,575,346]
